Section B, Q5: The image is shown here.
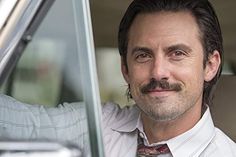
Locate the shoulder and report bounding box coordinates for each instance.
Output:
[214,128,236,150]
[102,102,138,121]
[202,128,236,156]
[101,102,140,130]
[102,102,123,119]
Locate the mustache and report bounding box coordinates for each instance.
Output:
[141,78,182,94]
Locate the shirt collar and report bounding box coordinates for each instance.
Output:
[166,107,215,157]
[111,105,216,157]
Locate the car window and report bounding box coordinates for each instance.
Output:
[1,0,82,106]
[0,0,104,156]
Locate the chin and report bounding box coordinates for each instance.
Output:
[144,106,185,122]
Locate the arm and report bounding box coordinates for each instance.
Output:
[0,94,88,148]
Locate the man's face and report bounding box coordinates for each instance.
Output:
[122,11,219,121]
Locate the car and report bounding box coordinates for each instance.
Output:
[0,0,104,156]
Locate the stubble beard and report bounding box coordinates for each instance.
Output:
[136,89,203,123]
[134,78,198,122]
[137,95,186,122]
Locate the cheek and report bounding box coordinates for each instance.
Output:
[128,66,150,84]
[175,63,205,89]
[127,66,151,94]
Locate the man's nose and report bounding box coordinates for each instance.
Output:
[150,57,170,80]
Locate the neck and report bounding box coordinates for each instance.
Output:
[141,104,202,144]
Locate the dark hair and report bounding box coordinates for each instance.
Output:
[118,0,223,106]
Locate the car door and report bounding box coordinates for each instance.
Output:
[0,0,104,156]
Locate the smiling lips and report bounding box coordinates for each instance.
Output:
[147,88,175,97]
[148,88,173,92]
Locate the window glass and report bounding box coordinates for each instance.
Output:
[0,0,105,156]
[2,0,83,106]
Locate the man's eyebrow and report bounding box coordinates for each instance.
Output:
[131,47,153,55]
[164,44,192,52]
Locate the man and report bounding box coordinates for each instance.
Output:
[0,0,235,156]
[103,0,235,156]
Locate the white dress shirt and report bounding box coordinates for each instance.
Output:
[0,94,236,157]
[102,102,236,157]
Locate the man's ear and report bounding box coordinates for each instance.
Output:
[204,50,221,82]
[121,57,130,84]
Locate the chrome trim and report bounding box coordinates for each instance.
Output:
[72,0,105,156]
[0,0,55,85]
[0,0,42,82]
[0,0,18,30]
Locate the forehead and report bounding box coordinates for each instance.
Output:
[127,11,202,50]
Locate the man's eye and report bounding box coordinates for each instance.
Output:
[174,50,185,56]
[135,53,151,63]
[170,50,186,60]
